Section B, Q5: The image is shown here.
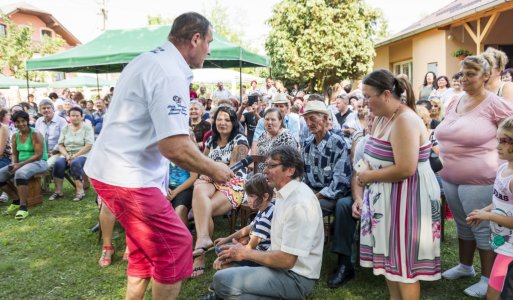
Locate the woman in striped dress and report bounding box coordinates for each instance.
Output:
[355,69,441,299]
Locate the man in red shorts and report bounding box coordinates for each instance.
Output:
[84,12,232,300]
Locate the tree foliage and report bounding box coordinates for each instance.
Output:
[0,13,65,80]
[266,0,387,90]
[147,14,173,25]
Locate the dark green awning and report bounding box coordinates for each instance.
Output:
[26,25,270,73]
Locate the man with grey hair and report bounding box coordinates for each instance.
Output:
[34,99,68,171]
[212,145,324,299]
[84,12,232,300]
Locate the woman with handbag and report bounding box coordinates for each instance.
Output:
[435,54,513,298]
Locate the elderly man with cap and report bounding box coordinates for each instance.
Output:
[251,93,300,150]
[301,100,356,289]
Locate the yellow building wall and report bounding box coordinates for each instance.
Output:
[373,46,390,70]
[412,29,447,92]
[389,40,412,64]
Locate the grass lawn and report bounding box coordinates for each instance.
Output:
[0,184,481,299]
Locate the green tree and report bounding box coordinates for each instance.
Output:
[0,14,34,78]
[147,14,173,25]
[266,0,387,91]
[0,13,67,80]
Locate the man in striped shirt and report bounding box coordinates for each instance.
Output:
[302,100,356,289]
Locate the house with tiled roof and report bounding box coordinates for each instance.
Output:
[0,2,80,76]
[373,0,513,94]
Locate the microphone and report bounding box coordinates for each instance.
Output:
[230,156,253,172]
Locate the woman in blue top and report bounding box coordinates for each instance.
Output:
[0,111,48,219]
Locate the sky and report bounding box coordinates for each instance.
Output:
[2,0,454,53]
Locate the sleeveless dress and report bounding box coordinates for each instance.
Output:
[359,117,441,283]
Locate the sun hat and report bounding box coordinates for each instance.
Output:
[271,92,289,104]
[302,100,329,115]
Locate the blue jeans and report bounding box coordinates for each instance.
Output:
[53,156,87,181]
[0,157,11,169]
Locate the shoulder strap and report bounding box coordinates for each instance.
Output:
[498,81,505,97]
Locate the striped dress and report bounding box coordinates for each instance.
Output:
[359,125,442,283]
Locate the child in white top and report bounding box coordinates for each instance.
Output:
[467,116,513,299]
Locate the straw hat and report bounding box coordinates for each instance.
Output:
[271,92,289,104]
[302,100,329,115]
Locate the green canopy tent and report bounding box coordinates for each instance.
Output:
[26,25,270,99]
[0,74,48,89]
[49,76,114,89]
[26,25,270,72]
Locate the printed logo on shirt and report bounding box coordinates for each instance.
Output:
[167,96,187,116]
[494,188,510,202]
[150,47,165,54]
[173,95,183,104]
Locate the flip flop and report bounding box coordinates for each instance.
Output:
[14,210,29,220]
[192,245,214,257]
[191,266,205,278]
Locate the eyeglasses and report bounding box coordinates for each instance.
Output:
[263,162,282,169]
[363,92,382,101]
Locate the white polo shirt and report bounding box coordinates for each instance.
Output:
[84,41,192,194]
[271,179,324,279]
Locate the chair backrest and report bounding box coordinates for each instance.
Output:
[252,155,266,174]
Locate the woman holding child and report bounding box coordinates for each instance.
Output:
[191,106,249,277]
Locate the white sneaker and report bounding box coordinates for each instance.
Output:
[464,278,488,298]
[0,192,8,203]
[442,264,476,280]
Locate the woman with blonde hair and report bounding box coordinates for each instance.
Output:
[482,47,513,102]
[435,55,513,297]
[429,97,445,129]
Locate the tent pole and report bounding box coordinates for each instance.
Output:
[239,48,243,101]
[239,62,242,102]
[96,70,100,99]
[25,70,30,100]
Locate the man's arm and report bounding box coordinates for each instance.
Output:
[217,243,297,269]
[158,134,232,182]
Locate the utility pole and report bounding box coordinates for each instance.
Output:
[97,0,108,31]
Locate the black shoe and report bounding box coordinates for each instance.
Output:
[200,292,222,300]
[327,264,355,288]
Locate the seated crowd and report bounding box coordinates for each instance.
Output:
[6,46,513,299]
[0,88,110,219]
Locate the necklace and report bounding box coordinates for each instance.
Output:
[375,104,402,138]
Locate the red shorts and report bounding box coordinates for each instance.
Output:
[91,179,193,284]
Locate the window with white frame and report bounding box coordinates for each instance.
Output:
[393,60,413,82]
[0,24,6,37]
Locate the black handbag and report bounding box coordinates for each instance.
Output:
[429,149,443,173]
